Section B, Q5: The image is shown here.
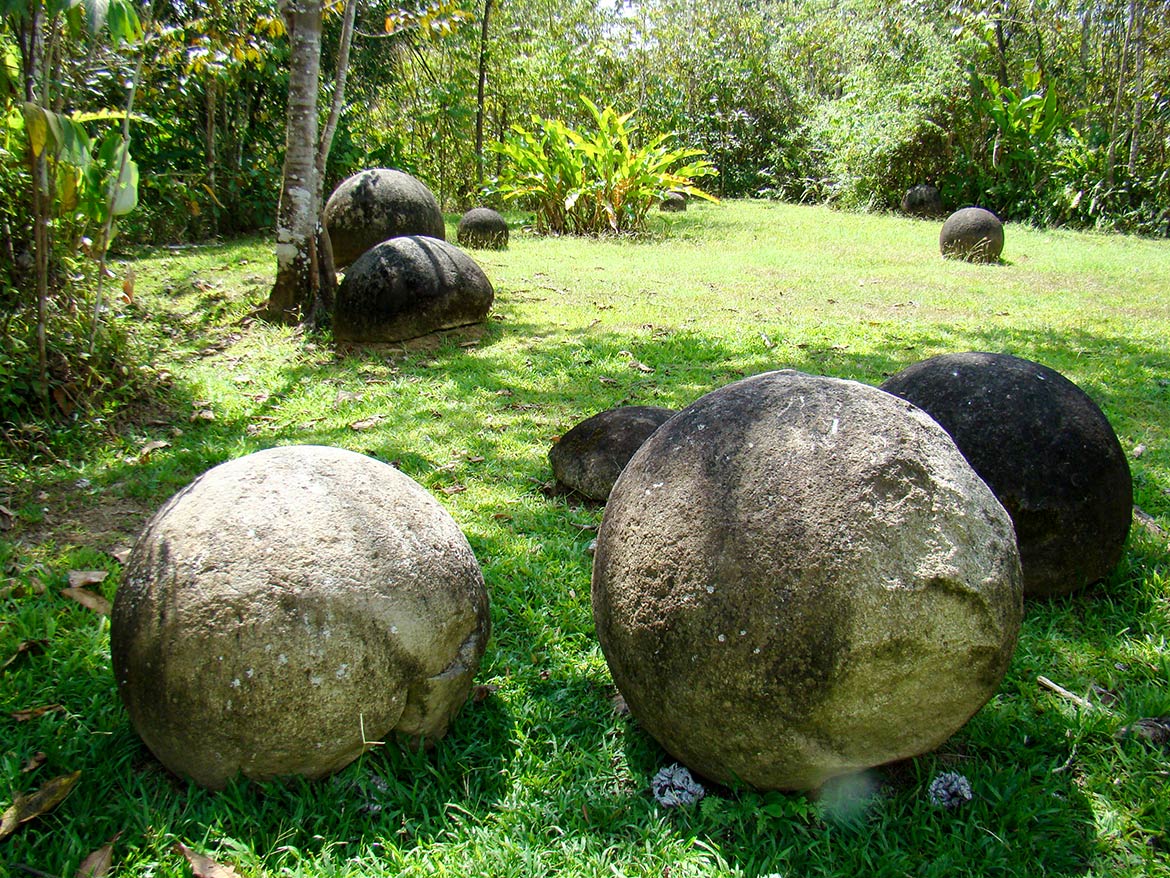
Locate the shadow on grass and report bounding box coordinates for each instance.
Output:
[4,308,1168,874]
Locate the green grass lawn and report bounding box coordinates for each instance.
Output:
[2,200,1169,877]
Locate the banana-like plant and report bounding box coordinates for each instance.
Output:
[489,96,717,235]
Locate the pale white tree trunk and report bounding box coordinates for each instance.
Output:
[266,0,323,324]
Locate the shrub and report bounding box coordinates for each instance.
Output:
[488,97,717,235]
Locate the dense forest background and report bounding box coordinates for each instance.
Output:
[3,0,1167,251]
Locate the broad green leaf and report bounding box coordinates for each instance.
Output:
[111,157,138,215]
[22,102,52,157]
[85,0,110,34]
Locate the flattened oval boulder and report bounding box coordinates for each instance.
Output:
[940,207,1004,262]
[592,371,1023,791]
[881,352,1133,596]
[334,236,494,343]
[111,445,490,788]
[550,405,675,500]
[325,168,446,269]
[457,207,509,250]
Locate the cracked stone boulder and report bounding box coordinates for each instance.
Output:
[592,370,1023,791]
[940,207,1004,262]
[901,183,943,218]
[334,235,494,343]
[324,168,446,269]
[550,405,675,500]
[881,352,1133,597]
[456,207,509,250]
[111,445,490,789]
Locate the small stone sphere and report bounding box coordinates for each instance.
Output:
[592,371,1022,791]
[456,207,509,250]
[881,352,1133,597]
[660,192,687,212]
[901,184,943,218]
[334,236,494,343]
[550,406,675,500]
[111,445,490,789]
[324,168,446,269]
[940,207,1004,262]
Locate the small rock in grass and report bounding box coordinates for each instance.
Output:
[651,763,705,807]
[928,771,973,809]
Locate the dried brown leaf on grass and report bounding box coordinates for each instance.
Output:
[1,639,49,672]
[0,770,81,841]
[10,704,64,722]
[174,842,244,878]
[62,587,112,616]
[68,570,108,588]
[76,832,122,878]
[21,751,47,773]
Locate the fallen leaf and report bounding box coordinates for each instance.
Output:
[120,269,135,304]
[76,832,121,878]
[0,504,13,530]
[11,704,64,722]
[440,485,467,495]
[599,376,618,386]
[472,684,498,703]
[68,570,108,588]
[27,575,46,594]
[491,513,512,522]
[62,587,112,616]
[1133,444,1146,458]
[334,390,363,408]
[612,692,630,716]
[1116,717,1170,748]
[1,639,49,673]
[467,456,486,464]
[630,361,654,373]
[349,416,384,431]
[20,752,47,773]
[174,842,244,878]
[190,409,216,422]
[0,770,82,841]
[139,440,170,461]
[110,546,133,564]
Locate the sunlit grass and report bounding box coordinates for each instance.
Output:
[2,201,1169,877]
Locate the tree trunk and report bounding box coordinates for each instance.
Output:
[265,0,324,325]
[474,0,494,190]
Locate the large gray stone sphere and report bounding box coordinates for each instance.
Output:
[940,207,1004,262]
[111,445,490,789]
[324,169,446,269]
[592,371,1022,791]
[550,406,675,500]
[660,192,687,213]
[901,184,943,218]
[456,207,509,250]
[334,236,494,343]
[881,352,1133,597]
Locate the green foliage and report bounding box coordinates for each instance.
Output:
[489,98,716,235]
[3,204,1170,875]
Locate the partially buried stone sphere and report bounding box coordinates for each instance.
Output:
[111,445,491,789]
[324,168,446,269]
[592,371,1023,791]
[334,235,494,343]
[456,207,509,250]
[940,207,1004,262]
[660,192,687,212]
[881,352,1133,597]
[549,405,675,501]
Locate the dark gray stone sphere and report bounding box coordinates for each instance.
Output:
[593,371,1022,791]
[881,352,1133,597]
[334,236,494,343]
[456,207,509,250]
[111,445,490,788]
[550,406,675,500]
[660,192,687,212]
[324,169,446,269]
[902,184,944,218]
[940,207,1004,262]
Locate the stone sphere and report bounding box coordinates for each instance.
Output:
[456,207,509,250]
[881,352,1133,597]
[660,192,687,212]
[940,207,1004,262]
[334,235,494,343]
[111,445,491,789]
[550,406,675,500]
[901,183,943,218]
[592,371,1022,791]
[324,169,446,269]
